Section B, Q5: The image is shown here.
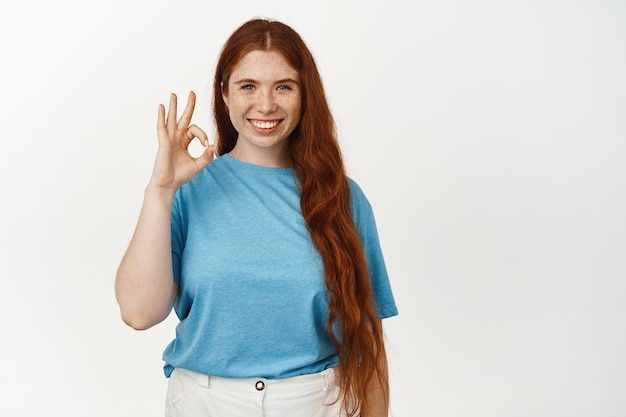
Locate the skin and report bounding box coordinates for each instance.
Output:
[362,349,389,417]
[223,50,302,168]
[115,91,213,330]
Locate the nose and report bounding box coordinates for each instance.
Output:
[257,88,277,113]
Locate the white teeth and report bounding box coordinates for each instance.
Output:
[251,120,279,129]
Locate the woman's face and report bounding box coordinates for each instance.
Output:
[223,49,302,167]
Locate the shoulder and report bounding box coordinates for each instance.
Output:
[179,155,232,192]
[347,177,375,226]
[347,177,369,204]
[173,157,230,209]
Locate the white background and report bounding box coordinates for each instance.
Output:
[1,0,625,416]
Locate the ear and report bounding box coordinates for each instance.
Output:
[221,81,229,108]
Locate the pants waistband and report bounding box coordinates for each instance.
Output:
[178,367,338,394]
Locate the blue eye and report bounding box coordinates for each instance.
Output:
[242,84,254,90]
[277,84,292,91]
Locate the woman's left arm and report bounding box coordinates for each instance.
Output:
[361,322,390,417]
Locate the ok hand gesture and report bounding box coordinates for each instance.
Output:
[150,91,215,191]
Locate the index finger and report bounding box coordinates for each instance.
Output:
[167,93,178,128]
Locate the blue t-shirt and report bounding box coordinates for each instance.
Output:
[162,154,397,379]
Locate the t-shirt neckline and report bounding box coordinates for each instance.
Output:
[221,153,294,176]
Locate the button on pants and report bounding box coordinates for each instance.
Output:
[165,367,347,417]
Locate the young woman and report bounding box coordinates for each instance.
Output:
[115,18,398,417]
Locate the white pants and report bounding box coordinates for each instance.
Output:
[165,367,347,417]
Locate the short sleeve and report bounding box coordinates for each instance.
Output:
[349,179,399,319]
[170,190,185,285]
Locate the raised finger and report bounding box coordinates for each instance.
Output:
[167,93,178,128]
[178,91,196,130]
[157,103,166,130]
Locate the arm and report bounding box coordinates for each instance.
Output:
[115,91,214,330]
[361,346,390,417]
[115,185,178,330]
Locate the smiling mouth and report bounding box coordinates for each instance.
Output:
[250,119,280,129]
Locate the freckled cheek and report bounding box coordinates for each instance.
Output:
[294,104,303,122]
[228,97,256,114]
[294,108,303,122]
[280,97,302,115]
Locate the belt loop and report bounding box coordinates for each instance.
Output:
[322,368,331,392]
[199,373,211,389]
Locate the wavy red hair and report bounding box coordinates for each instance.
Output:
[213,19,388,415]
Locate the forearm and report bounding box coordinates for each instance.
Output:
[115,185,178,330]
[361,349,390,417]
[362,387,387,417]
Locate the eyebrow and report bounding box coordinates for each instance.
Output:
[233,78,299,85]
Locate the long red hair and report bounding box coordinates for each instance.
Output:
[213,19,387,415]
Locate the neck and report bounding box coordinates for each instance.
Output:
[229,142,292,168]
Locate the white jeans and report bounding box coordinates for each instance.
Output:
[165,367,347,417]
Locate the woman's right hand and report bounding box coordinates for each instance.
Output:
[150,91,215,191]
